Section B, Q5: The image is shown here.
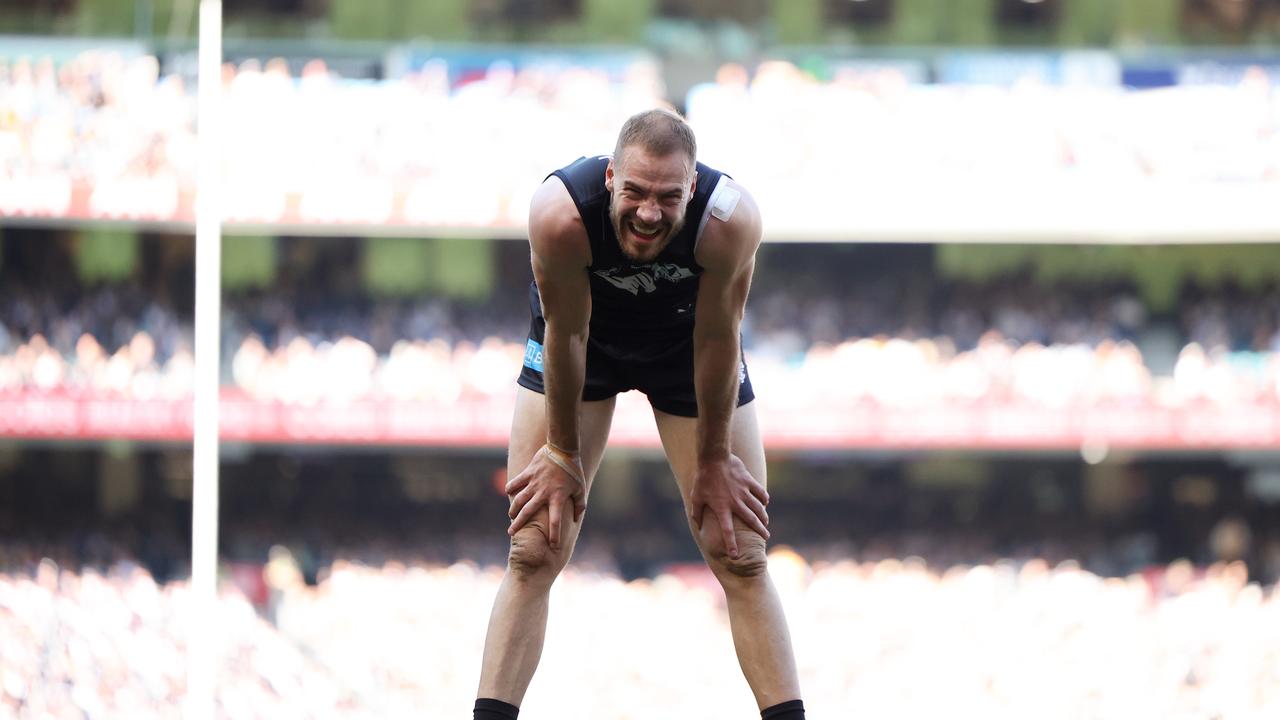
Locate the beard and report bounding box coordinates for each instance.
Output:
[610,202,686,265]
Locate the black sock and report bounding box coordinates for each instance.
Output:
[762,699,805,720]
[474,698,519,720]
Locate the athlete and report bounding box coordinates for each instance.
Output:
[474,109,805,720]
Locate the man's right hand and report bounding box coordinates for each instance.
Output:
[505,444,587,552]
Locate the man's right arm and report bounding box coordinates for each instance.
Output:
[530,178,592,457]
[505,176,593,551]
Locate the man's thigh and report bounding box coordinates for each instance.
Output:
[650,400,767,501]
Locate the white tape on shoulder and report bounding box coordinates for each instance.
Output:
[709,184,741,222]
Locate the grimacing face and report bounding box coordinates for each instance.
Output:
[605,146,696,264]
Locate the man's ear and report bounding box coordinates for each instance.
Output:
[605,160,615,192]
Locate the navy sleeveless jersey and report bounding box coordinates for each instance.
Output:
[541,155,727,361]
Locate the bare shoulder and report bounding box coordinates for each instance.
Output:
[529,175,591,266]
[695,177,762,273]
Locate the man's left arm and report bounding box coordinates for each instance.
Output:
[690,180,770,558]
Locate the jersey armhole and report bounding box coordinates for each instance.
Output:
[693,174,728,255]
[549,170,587,213]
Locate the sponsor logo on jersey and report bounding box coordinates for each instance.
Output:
[593,262,696,295]
[523,339,545,372]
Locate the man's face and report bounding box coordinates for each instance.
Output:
[605,146,696,264]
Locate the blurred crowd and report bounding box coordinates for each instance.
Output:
[1,50,1277,409]
[0,52,192,216]
[4,272,1278,409]
[2,442,1276,717]
[0,558,357,720]
[213,54,664,226]
[687,60,1280,191]
[1,52,1277,224]
[0,50,666,223]
[0,282,193,399]
[220,288,526,405]
[2,551,1277,719]
[745,271,1280,409]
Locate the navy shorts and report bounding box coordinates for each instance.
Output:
[516,291,755,418]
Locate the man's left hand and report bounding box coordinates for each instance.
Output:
[687,455,770,558]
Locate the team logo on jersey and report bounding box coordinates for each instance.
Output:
[593,263,695,295]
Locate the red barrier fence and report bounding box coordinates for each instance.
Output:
[1,390,1275,450]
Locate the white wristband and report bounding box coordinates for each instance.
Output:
[541,444,586,489]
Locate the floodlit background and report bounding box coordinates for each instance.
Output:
[2,1,1280,718]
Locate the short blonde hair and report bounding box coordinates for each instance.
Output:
[613,108,697,165]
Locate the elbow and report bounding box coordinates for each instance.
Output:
[545,318,590,344]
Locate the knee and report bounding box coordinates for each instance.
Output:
[705,529,769,580]
[507,526,564,582]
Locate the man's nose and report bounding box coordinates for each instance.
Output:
[636,203,661,223]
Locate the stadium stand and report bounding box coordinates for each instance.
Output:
[3,238,1276,411]
[3,8,1280,715]
[1,51,1275,236]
